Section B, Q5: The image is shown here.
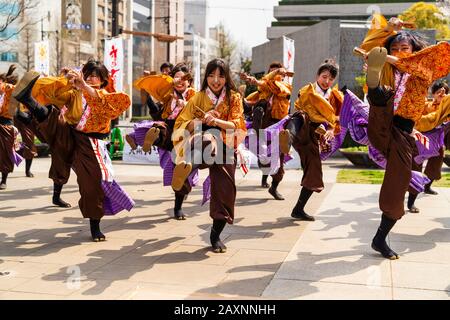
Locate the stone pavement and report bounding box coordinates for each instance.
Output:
[0,158,449,300]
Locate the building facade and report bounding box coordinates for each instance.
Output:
[267,0,434,40]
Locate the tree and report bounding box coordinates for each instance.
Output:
[0,0,39,41]
[400,2,450,40]
[215,23,238,70]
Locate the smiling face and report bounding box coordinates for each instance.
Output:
[389,39,413,57]
[433,87,447,105]
[207,67,226,95]
[316,70,335,91]
[173,71,189,94]
[84,71,102,87]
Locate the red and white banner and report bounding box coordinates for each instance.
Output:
[283,36,295,85]
[104,37,124,92]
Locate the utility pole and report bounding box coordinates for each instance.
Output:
[112,0,119,37]
[167,1,170,62]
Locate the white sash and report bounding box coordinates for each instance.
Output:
[89,137,114,182]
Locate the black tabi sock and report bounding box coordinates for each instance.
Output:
[1,172,8,184]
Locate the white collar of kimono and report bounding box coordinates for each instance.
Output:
[315,82,331,100]
[206,87,226,108]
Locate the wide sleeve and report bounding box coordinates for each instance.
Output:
[85,89,131,119]
[172,92,201,144]
[228,93,246,131]
[360,14,396,51]
[394,42,450,83]
[134,74,173,103]
[416,95,450,132]
[295,84,336,127]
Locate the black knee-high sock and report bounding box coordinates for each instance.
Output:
[407,192,418,209]
[211,219,226,242]
[1,172,8,184]
[295,187,314,211]
[25,159,33,174]
[16,109,33,125]
[261,174,269,185]
[53,183,63,199]
[26,99,49,123]
[174,193,185,218]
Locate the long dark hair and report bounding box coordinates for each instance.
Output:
[384,31,429,54]
[82,58,109,88]
[0,64,18,85]
[201,58,236,104]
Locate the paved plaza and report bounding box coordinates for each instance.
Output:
[1,157,449,300]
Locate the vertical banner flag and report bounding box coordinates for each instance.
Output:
[104,37,124,92]
[34,41,50,75]
[283,36,295,85]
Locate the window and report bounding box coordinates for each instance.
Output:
[1,52,18,62]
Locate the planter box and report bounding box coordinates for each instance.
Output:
[444,154,450,167]
[340,150,381,169]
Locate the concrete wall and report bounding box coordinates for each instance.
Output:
[252,20,341,108]
[251,37,284,76]
[253,20,440,105]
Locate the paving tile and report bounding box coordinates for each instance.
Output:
[262,279,392,300]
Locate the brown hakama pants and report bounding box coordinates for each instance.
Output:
[35,109,73,185]
[14,116,37,160]
[368,97,417,220]
[180,134,237,224]
[255,102,285,184]
[424,147,444,181]
[37,106,105,219]
[290,111,324,193]
[0,122,15,174]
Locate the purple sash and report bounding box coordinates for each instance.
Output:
[102,180,135,216]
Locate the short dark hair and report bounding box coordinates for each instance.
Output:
[82,58,109,88]
[268,61,283,72]
[431,81,449,95]
[201,58,236,103]
[317,59,339,78]
[384,31,429,54]
[170,62,190,78]
[160,62,173,72]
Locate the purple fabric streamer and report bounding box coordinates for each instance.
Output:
[244,116,293,175]
[342,90,433,193]
[202,176,211,205]
[102,180,135,216]
[415,124,449,164]
[11,150,23,167]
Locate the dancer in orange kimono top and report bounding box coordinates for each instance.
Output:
[357,14,450,259]
[241,62,292,200]
[407,81,450,212]
[13,59,135,242]
[126,63,197,220]
[0,65,21,190]
[171,58,247,253]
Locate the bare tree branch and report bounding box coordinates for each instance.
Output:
[0,0,39,34]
